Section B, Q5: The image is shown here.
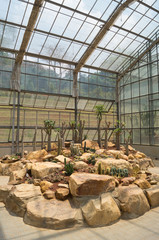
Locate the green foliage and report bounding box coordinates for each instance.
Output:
[44,120,55,135]
[114,120,125,134]
[106,167,129,178]
[88,155,96,165]
[94,105,105,121]
[64,158,74,176]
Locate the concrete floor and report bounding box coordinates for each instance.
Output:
[0,162,159,240]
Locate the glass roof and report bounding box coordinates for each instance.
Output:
[0,0,159,72]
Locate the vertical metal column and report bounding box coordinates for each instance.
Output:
[11,91,16,154]
[73,71,78,142]
[16,91,20,153]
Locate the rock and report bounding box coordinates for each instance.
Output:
[0,184,13,203]
[26,163,33,170]
[82,140,99,150]
[45,143,57,151]
[5,184,42,217]
[31,162,63,178]
[137,151,146,158]
[121,177,135,184]
[69,173,115,196]
[115,179,119,187]
[55,188,70,200]
[43,190,55,199]
[8,168,26,185]
[150,180,157,185]
[65,142,71,148]
[55,155,71,164]
[82,193,121,227]
[134,179,151,189]
[33,179,41,186]
[24,199,82,229]
[95,158,131,172]
[24,150,28,155]
[138,173,147,179]
[74,161,88,170]
[108,142,115,147]
[106,150,127,160]
[26,149,48,161]
[42,154,55,161]
[0,162,23,176]
[138,158,153,170]
[128,145,136,152]
[80,153,92,161]
[40,181,53,193]
[128,154,134,160]
[63,149,71,157]
[58,183,69,189]
[121,180,129,186]
[145,185,159,208]
[95,149,105,155]
[113,185,150,218]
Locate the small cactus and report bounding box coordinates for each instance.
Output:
[84,141,86,152]
[98,162,102,174]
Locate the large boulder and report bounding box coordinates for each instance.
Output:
[145,185,159,208]
[74,161,88,170]
[8,168,26,185]
[31,162,63,179]
[95,158,132,172]
[0,161,23,176]
[82,140,99,150]
[134,179,151,189]
[106,150,128,160]
[5,184,42,217]
[69,173,115,196]
[55,155,71,164]
[0,184,13,203]
[112,185,150,218]
[82,193,121,227]
[24,199,83,229]
[80,153,92,161]
[26,149,47,161]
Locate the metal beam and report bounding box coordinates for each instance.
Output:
[0,47,118,74]
[11,0,44,91]
[117,37,159,82]
[73,0,136,75]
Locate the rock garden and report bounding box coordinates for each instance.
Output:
[1,139,159,230]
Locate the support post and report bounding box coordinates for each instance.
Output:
[16,91,20,153]
[11,91,16,154]
[116,78,120,150]
[73,71,78,143]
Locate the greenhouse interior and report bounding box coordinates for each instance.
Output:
[1,0,159,238]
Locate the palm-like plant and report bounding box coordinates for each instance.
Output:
[94,105,105,147]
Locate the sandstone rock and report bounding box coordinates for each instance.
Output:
[42,154,55,161]
[74,161,88,170]
[138,158,153,170]
[95,158,131,172]
[26,149,47,161]
[43,190,55,199]
[40,181,53,193]
[80,153,92,161]
[5,184,42,217]
[24,199,82,229]
[26,163,33,170]
[31,162,63,179]
[128,145,136,152]
[0,184,13,203]
[145,185,159,208]
[82,140,99,150]
[113,185,150,218]
[134,179,151,189]
[69,173,115,196]
[108,142,115,147]
[0,162,23,176]
[45,143,57,151]
[95,149,105,155]
[137,151,146,158]
[150,180,157,185]
[33,179,41,186]
[121,180,129,186]
[121,177,135,184]
[63,149,71,157]
[150,174,159,182]
[55,155,71,164]
[58,183,69,189]
[8,168,26,185]
[55,188,70,200]
[82,193,121,227]
[128,154,135,160]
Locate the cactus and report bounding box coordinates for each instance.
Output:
[98,162,102,174]
[84,141,86,152]
[57,134,62,155]
[102,168,105,175]
[64,158,74,176]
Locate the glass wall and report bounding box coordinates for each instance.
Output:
[119,43,159,145]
